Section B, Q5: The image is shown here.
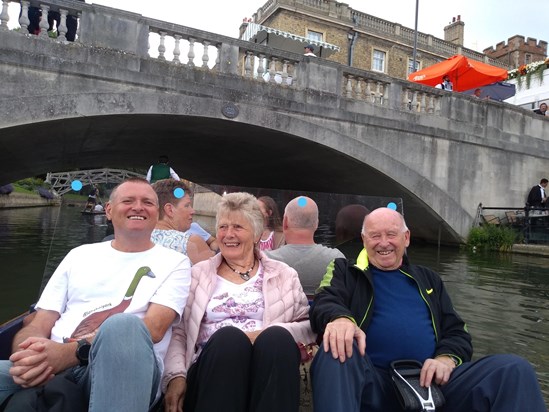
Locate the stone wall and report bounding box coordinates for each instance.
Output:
[0,193,60,209]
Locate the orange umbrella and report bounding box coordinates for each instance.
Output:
[408,55,508,92]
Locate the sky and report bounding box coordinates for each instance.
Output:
[6,0,548,53]
[91,0,547,53]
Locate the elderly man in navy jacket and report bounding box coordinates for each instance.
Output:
[310,207,546,412]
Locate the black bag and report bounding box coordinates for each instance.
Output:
[390,360,445,412]
[2,369,87,412]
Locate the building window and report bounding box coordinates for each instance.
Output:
[372,49,386,72]
[525,54,531,64]
[307,30,323,43]
[408,58,421,75]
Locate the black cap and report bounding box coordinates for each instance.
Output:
[305,44,315,52]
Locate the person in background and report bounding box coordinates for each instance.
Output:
[266,196,344,296]
[162,192,314,412]
[84,184,100,212]
[146,155,180,183]
[188,222,219,253]
[304,44,317,57]
[257,196,285,251]
[310,207,546,412]
[151,179,215,265]
[526,178,548,209]
[435,74,453,91]
[472,88,482,98]
[533,102,547,116]
[0,178,191,411]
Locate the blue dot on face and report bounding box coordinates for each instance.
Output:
[173,188,185,199]
[387,202,397,211]
[297,197,307,207]
[71,180,83,191]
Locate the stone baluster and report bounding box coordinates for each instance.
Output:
[382,83,389,106]
[39,4,50,38]
[376,82,383,105]
[0,0,10,29]
[214,43,220,71]
[257,54,266,79]
[18,1,30,32]
[345,75,353,98]
[157,31,167,61]
[402,88,411,110]
[268,57,277,84]
[354,77,363,99]
[420,93,427,112]
[57,9,68,42]
[75,12,81,42]
[411,91,419,111]
[365,80,373,103]
[291,62,297,84]
[281,60,289,86]
[202,40,210,68]
[244,51,253,78]
[187,37,196,67]
[173,35,181,64]
[427,94,435,114]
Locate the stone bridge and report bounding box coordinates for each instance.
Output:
[1,0,549,244]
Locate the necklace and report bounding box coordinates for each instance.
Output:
[224,258,256,281]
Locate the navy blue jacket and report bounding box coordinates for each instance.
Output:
[310,250,473,365]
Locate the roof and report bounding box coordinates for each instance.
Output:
[240,22,340,58]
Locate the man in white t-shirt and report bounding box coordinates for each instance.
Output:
[0,178,191,410]
[266,196,344,295]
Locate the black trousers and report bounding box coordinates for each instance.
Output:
[184,326,301,412]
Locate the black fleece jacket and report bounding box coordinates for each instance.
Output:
[310,253,473,365]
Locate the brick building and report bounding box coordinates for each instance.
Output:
[241,0,510,80]
[484,36,547,68]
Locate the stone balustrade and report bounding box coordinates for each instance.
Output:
[1,0,464,117]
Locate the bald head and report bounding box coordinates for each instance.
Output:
[283,196,319,244]
[285,196,318,229]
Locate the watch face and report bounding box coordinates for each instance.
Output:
[77,340,91,365]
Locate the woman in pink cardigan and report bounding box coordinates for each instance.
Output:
[162,192,315,412]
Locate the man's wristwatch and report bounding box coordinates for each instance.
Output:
[75,339,91,366]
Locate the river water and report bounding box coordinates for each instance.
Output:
[1,205,548,403]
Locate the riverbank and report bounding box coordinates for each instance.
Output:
[511,244,549,257]
[0,192,60,208]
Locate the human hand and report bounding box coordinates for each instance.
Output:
[10,338,53,387]
[10,337,74,387]
[420,356,455,387]
[322,317,366,362]
[164,377,187,412]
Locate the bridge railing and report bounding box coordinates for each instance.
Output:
[1,0,467,116]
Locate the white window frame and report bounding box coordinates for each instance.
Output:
[407,58,421,75]
[306,29,324,43]
[372,49,387,73]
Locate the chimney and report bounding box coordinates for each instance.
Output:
[444,15,465,46]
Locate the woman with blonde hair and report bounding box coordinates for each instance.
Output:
[162,192,314,412]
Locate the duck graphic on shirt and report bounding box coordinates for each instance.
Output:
[69,266,155,340]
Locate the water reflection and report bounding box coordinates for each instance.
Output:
[408,246,549,401]
[0,206,547,403]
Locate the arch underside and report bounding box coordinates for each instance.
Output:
[0,112,462,244]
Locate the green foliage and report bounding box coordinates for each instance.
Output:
[14,177,44,192]
[467,225,520,251]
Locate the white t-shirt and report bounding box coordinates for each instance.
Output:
[37,241,191,374]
